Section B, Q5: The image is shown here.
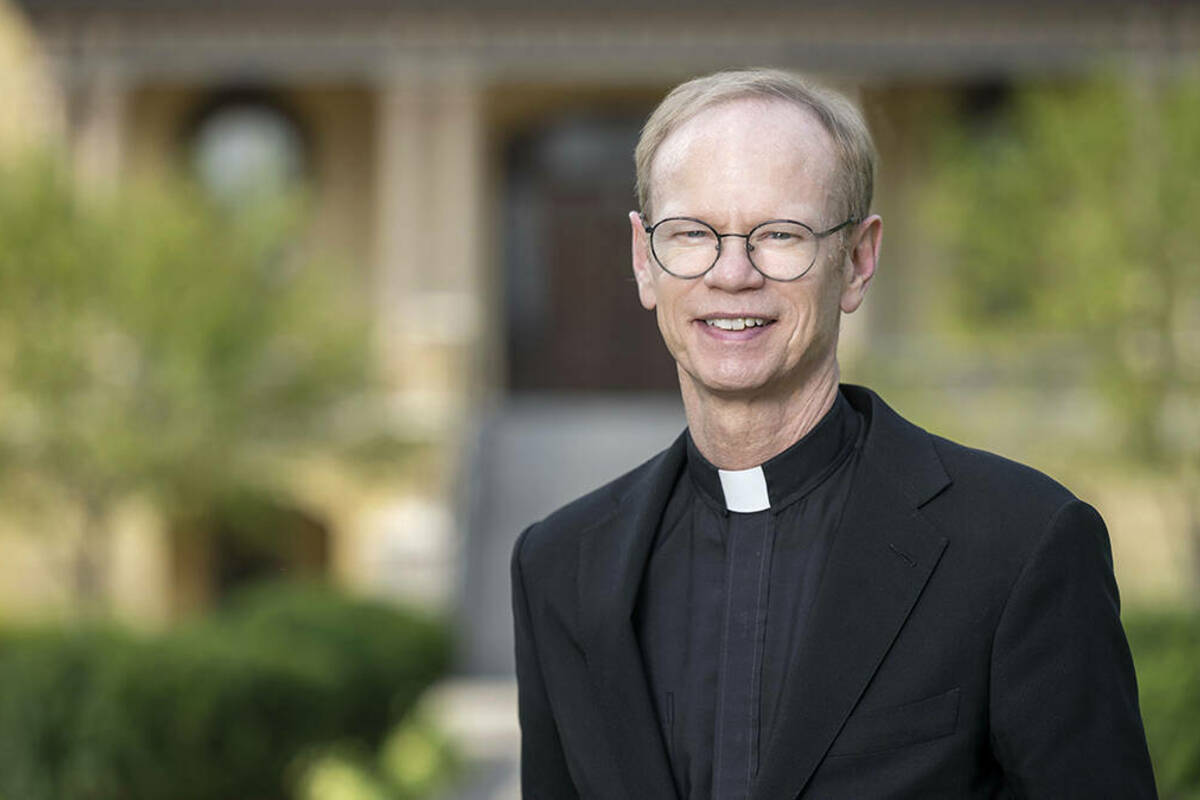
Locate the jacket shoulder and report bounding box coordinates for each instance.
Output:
[512,438,681,572]
[929,433,1076,513]
[922,432,1093,568]
[849,384,1077,524]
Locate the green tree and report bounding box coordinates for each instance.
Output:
[924,67,1200,586]
[0,157,378,612]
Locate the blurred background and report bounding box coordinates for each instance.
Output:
[0,0,1197,798]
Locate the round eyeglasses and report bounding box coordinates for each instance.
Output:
[643,216,859,281]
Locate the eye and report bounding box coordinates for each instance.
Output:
[652,219,717,249]
[753,223,813,247]
[665,225,715,243]
[752,229,795,245]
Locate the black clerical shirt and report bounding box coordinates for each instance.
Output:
[634,391,864,800]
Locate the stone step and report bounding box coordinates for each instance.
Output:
[457,394,684,675]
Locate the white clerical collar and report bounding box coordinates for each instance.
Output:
[717,466,770,513]
[685,392,860,514]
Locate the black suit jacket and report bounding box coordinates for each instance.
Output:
[511,385,1156,799]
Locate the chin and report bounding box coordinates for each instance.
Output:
[685,362,776,398]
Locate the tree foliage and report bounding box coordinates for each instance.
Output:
[924,68,1200,466]
[0,157,376,608]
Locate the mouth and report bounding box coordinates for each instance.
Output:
[701,316,771,331]
[695,314,777,340]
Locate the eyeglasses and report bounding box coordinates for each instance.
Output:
[642,215,859,282]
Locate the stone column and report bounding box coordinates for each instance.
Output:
[0,2,66,159]
[425,73,485,403]
[373,69,485,431]
[364,68,486,610]
[374,74,431,394]
[72,64,127,194]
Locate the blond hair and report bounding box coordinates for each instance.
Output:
[634,68,875,223]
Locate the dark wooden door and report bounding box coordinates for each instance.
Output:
[504,115,677,392]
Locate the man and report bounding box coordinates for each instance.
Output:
[511,69,1156,799]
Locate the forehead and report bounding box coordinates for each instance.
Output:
[649,98,838,219]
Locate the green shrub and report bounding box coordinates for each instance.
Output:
[0,581,452,800]
[1126,610,1200,800]
[73,630,343,800]
[0,627,133,800]
[213,580,452,746]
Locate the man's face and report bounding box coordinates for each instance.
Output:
[631,98,879,402]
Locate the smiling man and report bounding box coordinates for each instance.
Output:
[511,69,1156,800]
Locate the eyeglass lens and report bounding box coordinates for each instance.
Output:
[650,219,818,280]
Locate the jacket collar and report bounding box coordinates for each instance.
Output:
[750,384,950,800]
[579,385,951,800]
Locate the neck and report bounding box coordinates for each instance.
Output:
[681,358,841,471]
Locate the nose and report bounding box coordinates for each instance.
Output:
[703,235,765,292]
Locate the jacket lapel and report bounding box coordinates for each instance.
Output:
[750,387,951,800]
[579,435,686,800]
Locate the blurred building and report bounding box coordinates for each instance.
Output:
[3,0,1196,665]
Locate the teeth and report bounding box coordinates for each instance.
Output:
[705,317,767,330]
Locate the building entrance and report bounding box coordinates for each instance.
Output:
[502,113,677,393]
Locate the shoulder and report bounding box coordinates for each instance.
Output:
[851,383,1076,516]
[855,391,1122,663]
[931,447,1118,623]
[931,431,1096,558]
[511,435,683,574]
[928,433,1077,519]
[851,384,1091,560]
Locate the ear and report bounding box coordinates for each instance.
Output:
[840,214,882,314]
[630,210,658,311]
